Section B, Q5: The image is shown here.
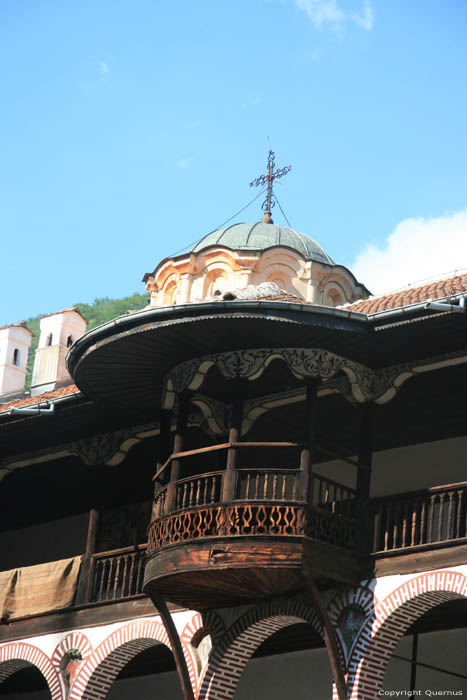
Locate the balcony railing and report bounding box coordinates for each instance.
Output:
[371,480,467,553]
[148,468,359,553]
[87,545,147,603]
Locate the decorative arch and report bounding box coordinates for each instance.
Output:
[347,570,467,700]
[162,346,415,410]
[198,598,322,700]
[51,632,92,673]
[180,611,227,691]
[68,620,172,700]
[0,642,61,700]
[327,585,377,663]
[162,273,180,305]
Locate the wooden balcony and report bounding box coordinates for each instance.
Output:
[87,544,147,603]
[370,480,467,576]
[143,468,362,609]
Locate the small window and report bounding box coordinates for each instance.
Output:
[66,335,73,347]
[46,333,53,346]
[12,348,20,366]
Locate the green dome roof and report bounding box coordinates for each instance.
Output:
[191,222,335,265]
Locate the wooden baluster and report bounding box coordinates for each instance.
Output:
[113,556,122,599]
[292,472,298,500]
[211,475,217,503]
[254,473,260,499]
[136,553,144,594]
[456,490,463,538]
[128,551,136,596]
[188,480,193,507]
[121,555,129,597]
[437,494,444,542]
[447,491,455,540]
[281,474,287,500]
[420,499,427,545]
[411,499,418,546]
[383,504,392,551]
[273,473,278,499]
[245,472,251,500]
[202,477,207,505]
[393,502,401,549]
[428,494,436,542]
[105,558,114,601]
[96,561,105,601]
[264,472,269,499]
[401,501,410,547]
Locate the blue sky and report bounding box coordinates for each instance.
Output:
[2,0,467,325]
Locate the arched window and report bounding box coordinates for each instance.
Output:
[163,280,178,305]
[324,289,343,308]
[12,348,20,366]
[46,333,53,346]
[66,335,73,347]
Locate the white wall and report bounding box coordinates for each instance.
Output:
[315,435,467,498]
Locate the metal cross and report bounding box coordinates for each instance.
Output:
[249,150,291,221]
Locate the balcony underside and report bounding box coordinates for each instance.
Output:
[143,534,362,610]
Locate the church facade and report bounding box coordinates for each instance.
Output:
[1,200,467,698]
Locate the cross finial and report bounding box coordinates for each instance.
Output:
[249,150,291,224]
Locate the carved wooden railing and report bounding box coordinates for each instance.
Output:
[88,545,147,603]
[312,473,356,517]
[175,470,223,510]
[235,468,301,501]
[147,468,359,554]
[147,501,358,552]
[371,481,467,553]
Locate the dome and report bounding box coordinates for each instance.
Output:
[190,222,335,265]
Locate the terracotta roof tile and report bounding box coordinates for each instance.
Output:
[342,273,467,315]
[0,384,81,413]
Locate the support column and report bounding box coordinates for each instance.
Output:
[303,570,348,700]
[152,593,195,700]
[300,381,318,503]
[75,508,99,605]
[356,403,373,552]
[165,394,188,513]
[221,393,243,502]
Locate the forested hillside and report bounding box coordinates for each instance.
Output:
[25,292,149,389]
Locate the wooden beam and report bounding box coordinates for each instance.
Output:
[151,593,195,700]
[303,571,348,700]
[75,508,99,605]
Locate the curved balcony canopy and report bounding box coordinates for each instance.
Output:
[66,298,464,414]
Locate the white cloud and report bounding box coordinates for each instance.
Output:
[352,209,467,295]
[295,0,374,30]
[98,61,110,75]
[177,156,194,169]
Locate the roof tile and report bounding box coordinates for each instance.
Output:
[342,273,467,314]
[0,384,81,413]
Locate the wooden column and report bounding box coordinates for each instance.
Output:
[152,593,195,700]
[165,395,188,513]
[158,409,172,480]
[303,570,348,700]
[300,381,318,503]
[356,403,373,553]
[75,508,99,605]
[221,394,243,502]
